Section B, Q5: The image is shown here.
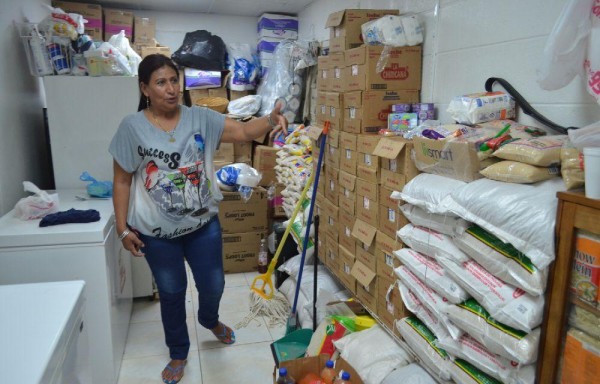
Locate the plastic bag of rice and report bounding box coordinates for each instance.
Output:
[399,203,470,236]
[396,317,453,381]
[560,145,585,190]
[392,173,466,215]
[437,256,544,332]
[447,358,507,384]
[398,281,452,340]
[394,248,469,304]
[480,161,560,184]
[453,225,547,297]
[445,299,540,365]
[492,135,568,166]
[397,224,470,263]
[395,265,463,339]
[437,333,536,384]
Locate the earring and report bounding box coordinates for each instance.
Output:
[146,96,150,109]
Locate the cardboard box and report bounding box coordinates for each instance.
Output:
[52,1,102,41]
[317,56,332,91]
[355,242,377,271]
[338,188,356,216]
[219,187,268,233]
[352,219,377,249]
[325,235,340,272]
[379,204,409,239]
[329,53,346,93]
[343,90,420,133]
[322,199,339,240]
[338,245,357,293]
[355,274,378,312]
[340,147,357,175]
[214,142,234,162]
[134,16,156,44]
[379,185,399,211]
[376,231,403,276]
[104,8,134,41]
[253,145,279,186]
[325,166,339,206]
[374,136,421,187]
[140,46,171,59]
[233,142,252,163]
[230,90,251,101]
[357,152,380,183]
[326,9,400,52]
[269,183,286,218]
[328,128,340,148]
[338,210,356,254]
[412,136,489,182]
[344,46,422,91]
[325,143,340,169]
[356,194,378,228]
[223,231,267,273]
[377,272,408,335]
[274,355,364,384]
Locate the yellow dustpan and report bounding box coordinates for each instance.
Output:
[250,170,315,300]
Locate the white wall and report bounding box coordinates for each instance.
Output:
[0,0,53,216]
[299,0,600,130]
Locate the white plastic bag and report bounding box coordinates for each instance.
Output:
[227,95,262,116]
[537,0,594,90]
[568,119,600,149]
[108,30,142,76]
[14,181,59,220]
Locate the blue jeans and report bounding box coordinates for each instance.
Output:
[139,216,225,360]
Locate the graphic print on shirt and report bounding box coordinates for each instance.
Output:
[141,134,212,218]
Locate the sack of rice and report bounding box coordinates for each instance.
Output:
[398,281,452,340]
[397,224,469,263]
[438,256,544,332]
[395,248,469,304]
[445,299,540,365]
[480,161,560,184]
[399,203,469,236]
[492,135,568,166]
[453,225,547,296]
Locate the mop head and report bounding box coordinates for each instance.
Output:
[235,290,290,329]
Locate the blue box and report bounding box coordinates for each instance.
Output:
[184,68,222,90]
[258,13,298,39]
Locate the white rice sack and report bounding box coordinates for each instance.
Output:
[398,281,451,340]
[381,363,439,384]
[453,225,548,297]
[334,324,413,384]
[395,266,463,339]
[397,224,470,263]
[399,204,470,236]
[441,177,565,270]
[445,299,540,365]
[437,257,544,332]
[396,317,453,381]
[394,248,469,304]
[393,173,466,215]
[447,359,508,384]
[437,333,536,384]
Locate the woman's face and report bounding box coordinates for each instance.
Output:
[141,65,180,112]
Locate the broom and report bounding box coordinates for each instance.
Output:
[286,121,329,334]
[235,170,315,328]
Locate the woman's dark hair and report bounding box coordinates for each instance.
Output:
[137,54,179,111]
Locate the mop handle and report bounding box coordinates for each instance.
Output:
[265,170,315,276]
[291,122,329,313]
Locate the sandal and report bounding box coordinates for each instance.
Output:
[211,322,236,345]
[162,359,187,384]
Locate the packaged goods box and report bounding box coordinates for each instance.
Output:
[343,90,420,134]
[344,45,422,91]
[258,13,299,39]
[222,231,267,273]
[134,16,156,44]
[253,145,280,186]
[219,187,268,233]
[273,355,364,384]
[104,8,134,41]
[326,9,399,52]
[52,1,102,41]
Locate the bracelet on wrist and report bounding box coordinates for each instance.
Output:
[118,229,130,241]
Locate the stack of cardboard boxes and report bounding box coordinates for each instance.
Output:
[314,9,424,335]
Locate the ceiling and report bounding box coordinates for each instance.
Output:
[96,0,315,17]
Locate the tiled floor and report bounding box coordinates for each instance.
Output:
[117,270,287,384]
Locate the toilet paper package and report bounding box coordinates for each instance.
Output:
[362,15,423,47]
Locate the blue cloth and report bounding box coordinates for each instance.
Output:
[39,209,100,227]
[137,216,224,360]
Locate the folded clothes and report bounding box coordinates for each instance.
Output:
[39,208,100,227]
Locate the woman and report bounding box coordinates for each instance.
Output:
[109,54,287,384]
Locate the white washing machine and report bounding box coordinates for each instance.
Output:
[0,281,90,384]
[0,190,132,384]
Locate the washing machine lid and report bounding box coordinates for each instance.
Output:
[0,280,86,384]
[0,189,114,247]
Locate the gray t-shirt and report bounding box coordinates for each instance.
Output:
[109,105,225,239]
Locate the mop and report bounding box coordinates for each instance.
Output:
[235,170,315,329]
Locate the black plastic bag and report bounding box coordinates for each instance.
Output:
[171,30,226,70]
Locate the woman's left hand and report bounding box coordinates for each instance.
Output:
[269,102,288,138]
